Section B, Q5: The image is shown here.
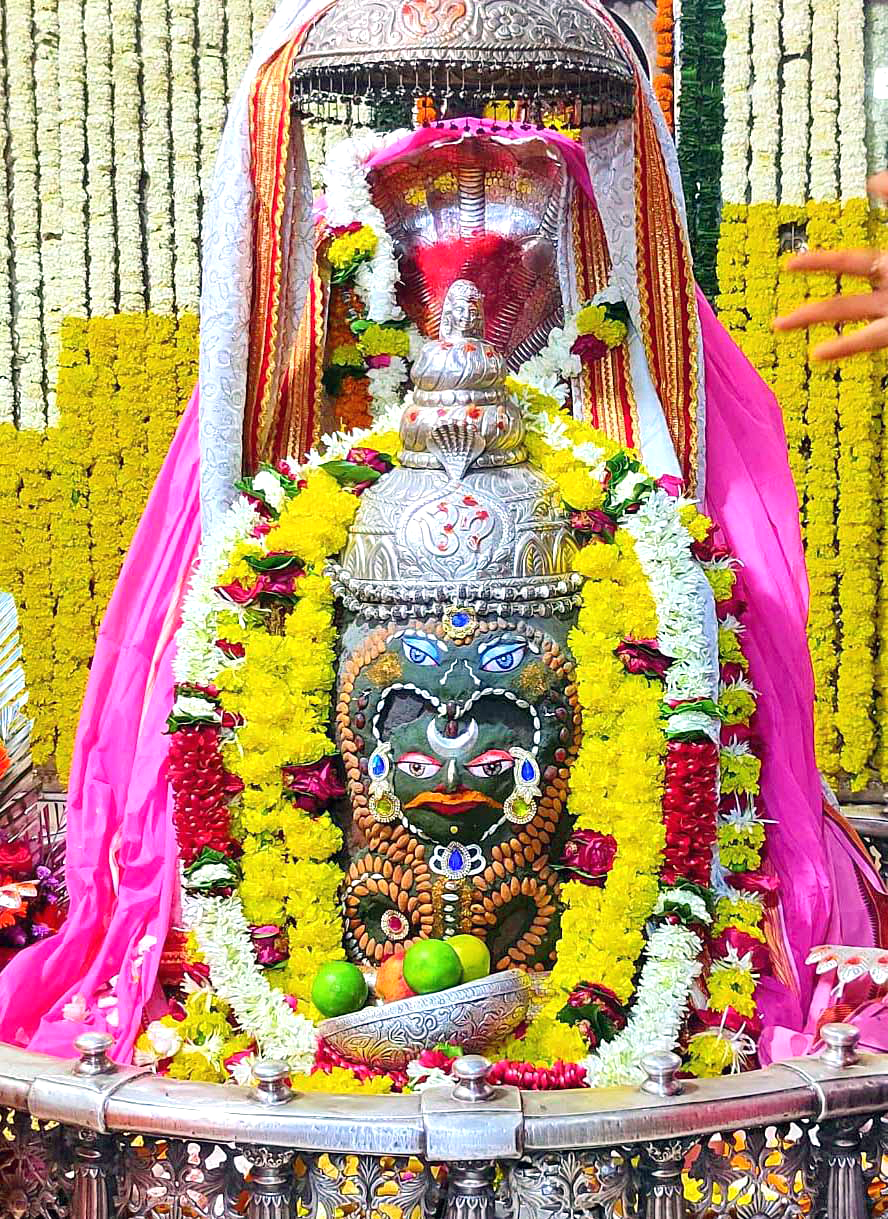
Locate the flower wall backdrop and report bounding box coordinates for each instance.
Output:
[712,0,888,789]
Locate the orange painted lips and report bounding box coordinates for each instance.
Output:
[404,789,502,817]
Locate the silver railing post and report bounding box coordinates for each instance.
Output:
[243,1061,296,1218]
[444,1057,498,1219]
[819,1023,868,1219]
[70,1034,116,1219]
[638,1055,690,1219]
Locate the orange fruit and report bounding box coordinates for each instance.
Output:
[375,951,416,1003]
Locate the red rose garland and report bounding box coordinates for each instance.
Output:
[660,739,720,886]
[167,724,238,865]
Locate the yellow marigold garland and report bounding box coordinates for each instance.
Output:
[214,470,360,1003]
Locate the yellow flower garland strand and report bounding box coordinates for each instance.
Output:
[214,470,359,1004]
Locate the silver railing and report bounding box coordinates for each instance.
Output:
[2,1023,888,1217]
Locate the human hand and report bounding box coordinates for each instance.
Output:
[772,171,888,360]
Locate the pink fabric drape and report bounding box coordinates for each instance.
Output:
[698,293,885,1059]
[0,392,201,1061]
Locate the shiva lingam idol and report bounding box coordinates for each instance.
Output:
[330,279,583,979]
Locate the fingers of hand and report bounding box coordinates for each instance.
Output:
[773,292,884,331]
[811,318,888,360]
[785,248,877,277]
[868,170,888,202]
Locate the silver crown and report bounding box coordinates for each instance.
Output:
[329,282,581,620]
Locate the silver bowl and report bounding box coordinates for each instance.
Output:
[317,969,534,1070]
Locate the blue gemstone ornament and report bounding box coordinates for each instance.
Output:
[520,758,536,782]
[447,848,465,874]
[370,754,386,777]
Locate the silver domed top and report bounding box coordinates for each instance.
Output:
[291,0,634,127]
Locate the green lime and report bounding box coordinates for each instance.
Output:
[446,934,491,983]
[311,961,368,1018]
[403,939,463,994]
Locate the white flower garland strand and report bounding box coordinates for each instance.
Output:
[172,495,258,685]
[32,0,62,422]
[225,0,253,109]
[581,925,703,1087]
[838,0,867,201]
[621,491,720,708]
[110,0,146,313]
[170,0,202,311]
[720,0,753,205]
[749,0,779,203]
[197,0,227,212]
[514,318,581,405]
[0,11,16,424]
[7,0,46,427]
[85,0,117,315]
[810,0,840,201]
[183,893,318,1071]
[780,0,811,205]
[142,0,175,313]
[58,0,88,322]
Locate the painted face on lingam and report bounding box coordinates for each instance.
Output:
[330,280,583,971]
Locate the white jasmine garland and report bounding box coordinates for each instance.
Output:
[654,887,712,924]
[515,317,581,404]
[0,25,16,422]
[183,893,318,1071]
[32,0,62,421]
[810,0,840,201]
[172,495,259,685]
[141,0,175,312]
[619,491,720,705]
[84,0,116,315]
[866,3,888,176]
[720,0,753,205]
[170,0,201,310]
[837,0,867,201]
[225,0,253,95]
[8,0,48,426]
[749,0,779,203]
[197,0,226,212]
[251,469,287,512]
[780,0,811,206]
[581,925,703,1087]
[110,0,146,312]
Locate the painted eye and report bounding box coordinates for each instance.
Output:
[396,752,442,779]
[466,749,513,778]
[403,634,441,666]
[480,642,526,673]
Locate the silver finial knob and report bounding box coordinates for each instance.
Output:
[640,1051,683,1096]
[820,1022,860,1068]
[73,1032,115,1076]
[452,1055,494,1102]
[252,1059,293,1104]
